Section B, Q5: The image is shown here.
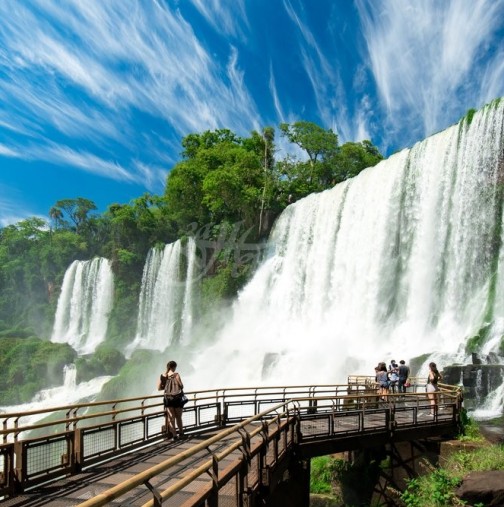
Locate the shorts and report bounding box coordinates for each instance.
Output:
[164,395,184,409]
[426,383,438,393]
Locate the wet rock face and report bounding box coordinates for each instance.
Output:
[442,364,504,409]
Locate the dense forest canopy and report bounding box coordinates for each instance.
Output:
[0,122,383,403]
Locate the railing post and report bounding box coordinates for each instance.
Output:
[204,451,219,507]
[73,428,83,473]
[12,440,24,493]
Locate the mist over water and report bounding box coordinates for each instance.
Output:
[51,257,114,354]
[188,102,504,398]
[0,365,111,434]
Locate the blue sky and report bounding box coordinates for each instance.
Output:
[1,0,504,226]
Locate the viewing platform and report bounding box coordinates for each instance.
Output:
[0,377,463,506]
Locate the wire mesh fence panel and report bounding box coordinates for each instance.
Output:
[394,407,416,426]
[26,436,68,477]
[226,402,257,421]
[119,419,144,446]
[332,413,361,434]
[146,413,165,438]
[196,404,219,426]
[300,415,331,438]
[247,454,260,490]
[83,426,116,459]
[218,474,239,507]
[362,410,388,431]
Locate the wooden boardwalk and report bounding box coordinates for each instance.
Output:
[1,432,227,506]
[0,382,463,506]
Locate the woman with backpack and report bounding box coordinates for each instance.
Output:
[158,360,185,440]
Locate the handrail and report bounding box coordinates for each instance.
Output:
[0,383,370,440]
[0,378,461,441]
[77,400,293,507]
[0,378,463,504]
[76,387,461,507]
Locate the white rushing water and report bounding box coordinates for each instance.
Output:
[189,101,504,401]
[0,364,112,433]
[51,257,114,354]
[128,237,199,352]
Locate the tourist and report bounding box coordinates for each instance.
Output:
[388,360,399,393]
[376,362,389,399]
[398,360,410,393]
[158,360,185,440]
[426,362,442,416]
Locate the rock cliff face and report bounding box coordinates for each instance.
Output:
[442,363,504,410]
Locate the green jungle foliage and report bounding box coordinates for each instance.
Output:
[310,454,380,505]
[401,444,504,507]
[0,335,76,403]
[75,344,126,383]
[0,122,383,404]
[311,420,504,507]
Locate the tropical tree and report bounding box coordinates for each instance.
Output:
[49,197,97,233]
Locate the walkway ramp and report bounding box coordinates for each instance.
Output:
[0,380,463,506]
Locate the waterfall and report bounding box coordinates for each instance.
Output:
[189,100,504,396]
[128,237,199,352]
[475,369,483,406]
[51,257,114,354]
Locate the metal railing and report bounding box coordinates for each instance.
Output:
[0,379,463,503]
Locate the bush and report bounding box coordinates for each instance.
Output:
[310,456,334,494]
[402,444,504,506]
[75,345,126,382]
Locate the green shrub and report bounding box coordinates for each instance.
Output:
[402,444,504,506]
[310,456,333,494]
[75,345,126,382]
[457,411,484,442]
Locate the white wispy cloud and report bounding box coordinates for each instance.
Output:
[0,143,20,157]
[356,0,504,144]
[282,0,367,144]
[283,0,336,124]
[134,161,168,192]
[269,62,285,122]
[0,0,261,188]
[188,0,249,39]
[41,145,137,183]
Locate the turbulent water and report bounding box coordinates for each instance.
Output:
[128,237,199,352]
[0,364,112,437]
[51,257,114,354]
[189,101,504,398]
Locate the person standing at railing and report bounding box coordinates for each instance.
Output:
[376,362,389,399]
[158,360,185,440]
[388,360,399,393]
[398,360,410,393]
[426,361,442,416]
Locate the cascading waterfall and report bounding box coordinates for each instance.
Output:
[189,100,504,402]
[129,237,199,352]
[473,367,504,419]
[51,257,114,354]
[475,369,483,406]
